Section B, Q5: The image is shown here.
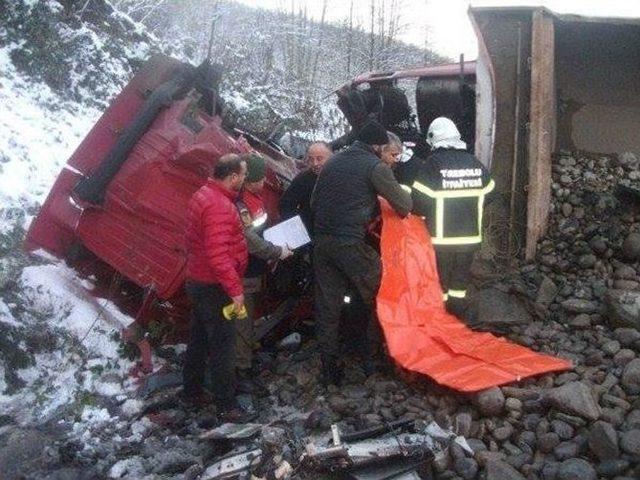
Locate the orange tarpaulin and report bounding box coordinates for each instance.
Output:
[377,201,572,392]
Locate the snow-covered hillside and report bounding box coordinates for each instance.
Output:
[0,0,152,431]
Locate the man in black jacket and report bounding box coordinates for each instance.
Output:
[311,120,412,385]
[408,117,494,317]
[279,142,332,234]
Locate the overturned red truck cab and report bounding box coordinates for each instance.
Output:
[25,55,478,361]
[25,55,301,357]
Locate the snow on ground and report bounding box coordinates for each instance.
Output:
[0,44,100,230]
[0,262,136,425]
[0,42,138,426]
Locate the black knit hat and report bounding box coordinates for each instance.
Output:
[357,119,389,145]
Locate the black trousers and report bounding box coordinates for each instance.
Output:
[313,236,382,365]
[435,247,476,316]
[183,281,236,408]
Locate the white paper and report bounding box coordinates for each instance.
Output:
[263,215,311,250]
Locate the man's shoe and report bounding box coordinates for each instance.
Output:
[236,378,270,397]
[179,388,214,407]
[362,360,376,377]
[321,361,344,387]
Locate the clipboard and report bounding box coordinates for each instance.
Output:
[263,215,311,250]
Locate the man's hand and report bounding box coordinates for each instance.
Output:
[279,245,294,260]
[231,294,245,313]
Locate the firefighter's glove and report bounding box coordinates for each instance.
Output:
[279,245,294,260]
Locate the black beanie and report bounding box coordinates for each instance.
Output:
[356,119,389,145]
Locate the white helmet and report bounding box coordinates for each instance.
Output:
[426,117,467,150]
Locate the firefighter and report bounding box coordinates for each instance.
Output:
[279,142,333,235]
[311,119,412,385]
[236,153,293,385]
[409,117,494,317]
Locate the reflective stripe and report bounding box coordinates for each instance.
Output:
[435,197,444,242]
[448,289,467,299]
[412,179,494,245]
[252,212,268,228]
[484,179,496,194]
[412,179,495,198]
[433,235,482,245]
[399,184,412,193]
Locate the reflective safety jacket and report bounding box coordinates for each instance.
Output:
[236,189,281,277]
[409,148,494,247]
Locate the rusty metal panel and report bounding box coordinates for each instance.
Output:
[469,8,532,259]
[473,49,493,170]
[525,10,556,260]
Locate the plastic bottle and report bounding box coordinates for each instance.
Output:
[222,303,248,321]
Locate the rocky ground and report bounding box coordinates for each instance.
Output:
[8,2,638,479]
[2,151,640,479]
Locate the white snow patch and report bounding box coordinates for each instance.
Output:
[0,44,99,220]
[108,456,146,479]
[0,262,135,424]
[120,398,144,417]
[80,406,112,425]
[126,416,154,442]
[94,382,122,397]
[21,263,132,342]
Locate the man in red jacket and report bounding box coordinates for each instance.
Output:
[183,153,250,419]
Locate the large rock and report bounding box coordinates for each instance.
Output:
[536,277,558,306]
[596,459,630,477]
[561,298,599,314]
[454,412,473,437]
[553,441,579,461]
[622,358,640,394]
[620,429,640,456]
[604,290,640,329]
[454,457,478,480]
[622,232,640,261]
[475,288,532,326]
[544,382,601,421]
[0,428,50,478]
[556,458,597,480]
[614,327,640,346]
[152,449,199,475]
[475,387,505,417]
[485,459,526,480]
[588,421,619,461]
[618,151,639,168]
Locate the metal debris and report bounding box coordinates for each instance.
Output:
[199,423,263,441]
[201,419,470,479]
[201,448,262,479]
[136,370,182,399]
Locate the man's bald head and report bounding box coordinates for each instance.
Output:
[213,153,247,191]
[306,142,332,175]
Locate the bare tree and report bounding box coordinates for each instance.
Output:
[309,0,328,88]
[369,0,376,70]
[346,0,354,76]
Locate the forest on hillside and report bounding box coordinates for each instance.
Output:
[112,0,447,139]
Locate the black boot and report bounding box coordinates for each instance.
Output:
[321,358,344,387]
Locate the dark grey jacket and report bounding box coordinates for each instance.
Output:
[311,141,411,241]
